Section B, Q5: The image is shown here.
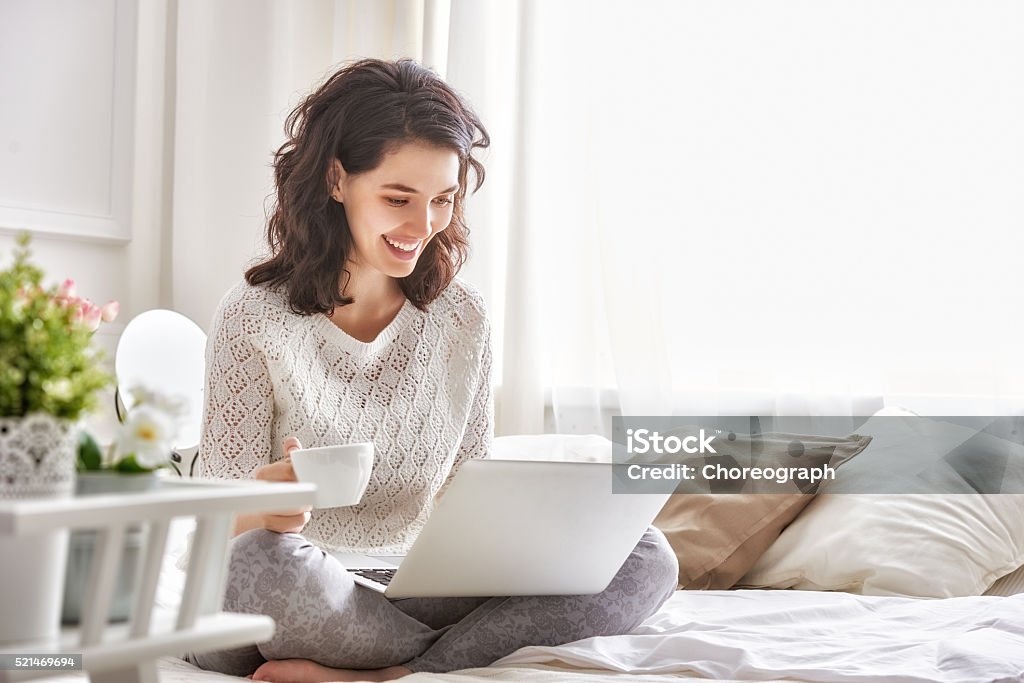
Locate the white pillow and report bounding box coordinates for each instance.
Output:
[491,434,612,462]
[740,415,1024,598]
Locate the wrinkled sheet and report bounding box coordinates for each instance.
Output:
[33,655,710,682]
[34,590,1024,683]
[494,589,1024,682]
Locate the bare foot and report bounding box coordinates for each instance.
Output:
[251,658,412,682]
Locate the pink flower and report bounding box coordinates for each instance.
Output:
[82,303,102,332]
[51,278,115,332]
[57,279,77,300]
[100,300,119,322]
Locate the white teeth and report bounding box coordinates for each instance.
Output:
[384,236,420,252]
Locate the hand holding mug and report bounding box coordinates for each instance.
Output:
[252,436,313,534]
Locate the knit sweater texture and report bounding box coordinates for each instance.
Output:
[198,278,493,554]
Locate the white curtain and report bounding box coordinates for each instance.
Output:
[165,0,1024,437]
[500,0,1024,430]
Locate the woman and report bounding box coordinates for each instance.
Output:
[190,58,678,682]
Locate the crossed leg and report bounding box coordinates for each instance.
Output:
[190,527,678,681]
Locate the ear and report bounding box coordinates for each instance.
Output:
[329,159,347,203]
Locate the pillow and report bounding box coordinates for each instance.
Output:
[985,562,1024,596]
[740,415,1024,597]
[491,434,612,463]
[651,430,872,590]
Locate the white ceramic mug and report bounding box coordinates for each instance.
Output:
[290,442,375,508]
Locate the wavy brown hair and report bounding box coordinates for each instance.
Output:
[246,58,489,313]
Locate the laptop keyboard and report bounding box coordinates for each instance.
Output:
[348,568,396,586]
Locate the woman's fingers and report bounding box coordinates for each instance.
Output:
[255,435,304,482]
[251,436,312,532]
[253,436,302,483]
[282,436,303,457]
[254,458,297,482]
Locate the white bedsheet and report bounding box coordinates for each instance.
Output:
[37,590,1024,683]
[494,589,1024,683]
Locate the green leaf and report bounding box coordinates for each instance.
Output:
[114,455,149,473]
[77,430,104,471]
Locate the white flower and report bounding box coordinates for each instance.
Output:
[127,385,189,420]
[115,405,176,469]
[109,386,187,471]
[154,394,189,421]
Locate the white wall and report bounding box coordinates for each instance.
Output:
[171,0,337,330]
[0,0,173,321]
[1,0,175,439]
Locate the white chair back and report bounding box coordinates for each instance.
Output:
[114,309,207,475]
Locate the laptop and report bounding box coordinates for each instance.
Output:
[331,459,670,599]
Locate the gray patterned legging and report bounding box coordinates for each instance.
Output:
[188,526,678,675]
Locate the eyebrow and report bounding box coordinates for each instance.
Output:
[380,183,459,195]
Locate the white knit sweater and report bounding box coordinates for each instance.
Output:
[198,278,493,554]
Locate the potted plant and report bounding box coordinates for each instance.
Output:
[0,233,118,643]
[0,234,118,496]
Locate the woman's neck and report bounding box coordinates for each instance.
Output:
[327,264,406,342]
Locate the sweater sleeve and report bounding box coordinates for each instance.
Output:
[197,296,276,480]
[436,319,494,500]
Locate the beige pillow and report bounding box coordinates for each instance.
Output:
[653,431,872,590]
[985,563,1024,596]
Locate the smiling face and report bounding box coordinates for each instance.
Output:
[332,140,461,282]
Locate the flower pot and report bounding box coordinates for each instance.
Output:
[74,470,160,496]
[0,414,77,645]
[0,413,77,498]
[61,471,160,625]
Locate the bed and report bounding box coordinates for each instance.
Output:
[40,575,1024,682]
[40,422,1024,682]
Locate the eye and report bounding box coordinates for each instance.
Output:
[385,197,408,207]
[433,196,454,207]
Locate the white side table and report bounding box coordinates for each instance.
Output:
[0,477,316,683]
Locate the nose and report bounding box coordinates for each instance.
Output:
[408,207,433,239]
